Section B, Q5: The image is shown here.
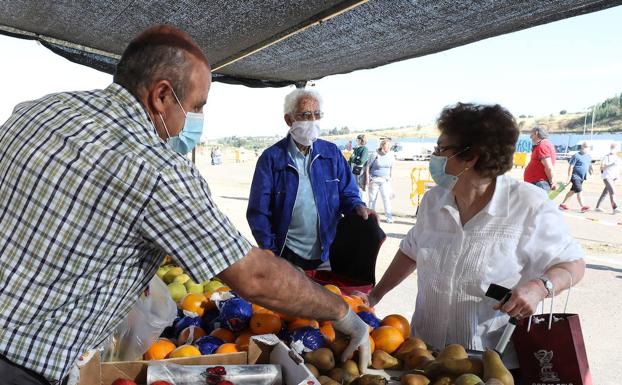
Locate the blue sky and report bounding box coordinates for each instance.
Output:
[1,5,621,140]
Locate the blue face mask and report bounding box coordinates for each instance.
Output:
[429,150,469,190]
[159,88,204,154]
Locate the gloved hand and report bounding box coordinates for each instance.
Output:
[332,307,371,373]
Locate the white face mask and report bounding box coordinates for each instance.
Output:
[289,120,320,146]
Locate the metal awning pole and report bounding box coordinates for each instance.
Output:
[212,0,369,72]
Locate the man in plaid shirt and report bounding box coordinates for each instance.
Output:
[0,26,370,384]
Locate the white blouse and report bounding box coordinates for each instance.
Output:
[399,174,583,367]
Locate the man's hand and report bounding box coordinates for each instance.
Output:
[550,182,557,190]
[354,205,375,220]
[332,307,372,373]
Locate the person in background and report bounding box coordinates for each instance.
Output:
[0,26,371,384]
[559,142,593,212]
[524,126,557,191]
[247,89,372,270]
[211,145,222,165]
[595,142,621,213]
[358,103,585,383]
[348,134,369,198]
[368,138,395,223]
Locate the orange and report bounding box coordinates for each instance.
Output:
[210,328,235,343]
[287,318,320,331]
[168,344,201,358]
[180,293,208,317]
[250,313,282,335]
[276,312,295,323]
[381,314,411,339]
[371,326,405,354]
[324,284,342,296]
[216,286,232,293]
[215,343,239,354]
[144,338,176,360]
[357,304,375,313]
[369,334,375,353]
[235,331,254,352]
[252,303,275,315]
[178,326,206,344]
[342,295,364,311]
[203,291,217,310]
[320,321,336,343]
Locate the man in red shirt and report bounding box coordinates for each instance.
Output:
[524,127,557,191]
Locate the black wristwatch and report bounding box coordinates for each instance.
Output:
[538,276,554,298]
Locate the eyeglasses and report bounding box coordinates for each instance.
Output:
[294,110,324,121]
[433,145,461,155]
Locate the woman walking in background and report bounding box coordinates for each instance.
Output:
[368,138,395,223]
[349,134,369,199]
[595,142,620,213]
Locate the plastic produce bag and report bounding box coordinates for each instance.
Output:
[147,363,282,385]
[104,276,177,361]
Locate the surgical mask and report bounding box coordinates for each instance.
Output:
[159,88,204,154]
[429,151,468,190]
[289,120,320,146]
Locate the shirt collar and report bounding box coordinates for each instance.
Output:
[106,83,157,138]
[287,135,313,158]
[438,175,510,218]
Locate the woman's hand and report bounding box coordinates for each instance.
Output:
[352,290,380,308]
[493,280,546,319]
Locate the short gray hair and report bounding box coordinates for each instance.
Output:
[531,126,549,139]
[283,89,323,115]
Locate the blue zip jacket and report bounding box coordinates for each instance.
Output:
[247,136,364,262]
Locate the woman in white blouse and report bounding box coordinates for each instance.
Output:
[361,103,586,375]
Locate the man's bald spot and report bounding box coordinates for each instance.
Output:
[130,25,210,68]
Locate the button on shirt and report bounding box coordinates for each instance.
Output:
[285,137,322,260]
[0,84,252,382]
[399,174,583,368]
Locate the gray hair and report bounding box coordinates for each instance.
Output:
[531,126,549,139]
[283,89,323,115]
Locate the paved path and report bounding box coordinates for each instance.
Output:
[196,152,622,385]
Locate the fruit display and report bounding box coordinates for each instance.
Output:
[146,261,513,385]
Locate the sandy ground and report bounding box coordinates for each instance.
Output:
[194,149,622,384]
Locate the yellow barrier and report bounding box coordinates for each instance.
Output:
[410,166,435,209]
[341,150,353,161]
[513,152,529,168]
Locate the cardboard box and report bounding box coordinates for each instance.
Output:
[77,334,319,385]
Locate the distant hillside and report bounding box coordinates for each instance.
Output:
[324,93,622,140]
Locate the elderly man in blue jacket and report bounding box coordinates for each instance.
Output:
[247,89,371,270]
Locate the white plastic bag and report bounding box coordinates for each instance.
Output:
[147,363,282,385]
[104,276,177,361]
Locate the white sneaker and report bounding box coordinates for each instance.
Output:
[614,208,621,214]
[594,207,604,212]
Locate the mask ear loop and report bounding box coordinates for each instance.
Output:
[170,87,187,116]
[159,113,172,140]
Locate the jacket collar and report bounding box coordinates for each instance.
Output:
[275,135,334,165]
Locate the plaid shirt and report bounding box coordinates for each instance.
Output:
[0,84,251,382]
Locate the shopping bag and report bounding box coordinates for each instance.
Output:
[512,285,592,385]
[547,182,568,200]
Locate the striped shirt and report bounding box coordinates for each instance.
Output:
[0,84,251,382]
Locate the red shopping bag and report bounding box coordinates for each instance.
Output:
[304,270,373,295]
[513,312,592,384]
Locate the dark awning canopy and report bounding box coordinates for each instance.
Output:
[1,0,620,88]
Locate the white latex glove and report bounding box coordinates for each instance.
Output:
[332,307,371,373]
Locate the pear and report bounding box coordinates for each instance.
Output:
[371,349,401,369]
[350,374,388,385]
[395,337,427,358]
[304,348,335,372]
[431,377,453,385]
[441,357,483,376]
[305,363,320,378]
[330,334,352,359]
[328,367,356,384]
[162,267,183,283]
[184,280,204,294]
[401,374,430,385]
[403,348,435,369]
[482,350,514,385]
[454,373,485,385]
[484,379,505,385]
[173,273,190,284]
[203,279,225,292]
[340,359,360,377]
[436,344,468,362]
[167,282,187,302]
[318,375,340,385]
[156,264,174,279]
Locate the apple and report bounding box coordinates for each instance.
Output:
[203,280,224,293]
[162,267,184,283]
[167,282,187,302]
[111,379,137,385]
[184,280,204,294]
[150,381,173,385]
[172,273,190,284]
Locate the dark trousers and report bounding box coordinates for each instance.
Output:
[0,354,52,385]
[280,246,323,270]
